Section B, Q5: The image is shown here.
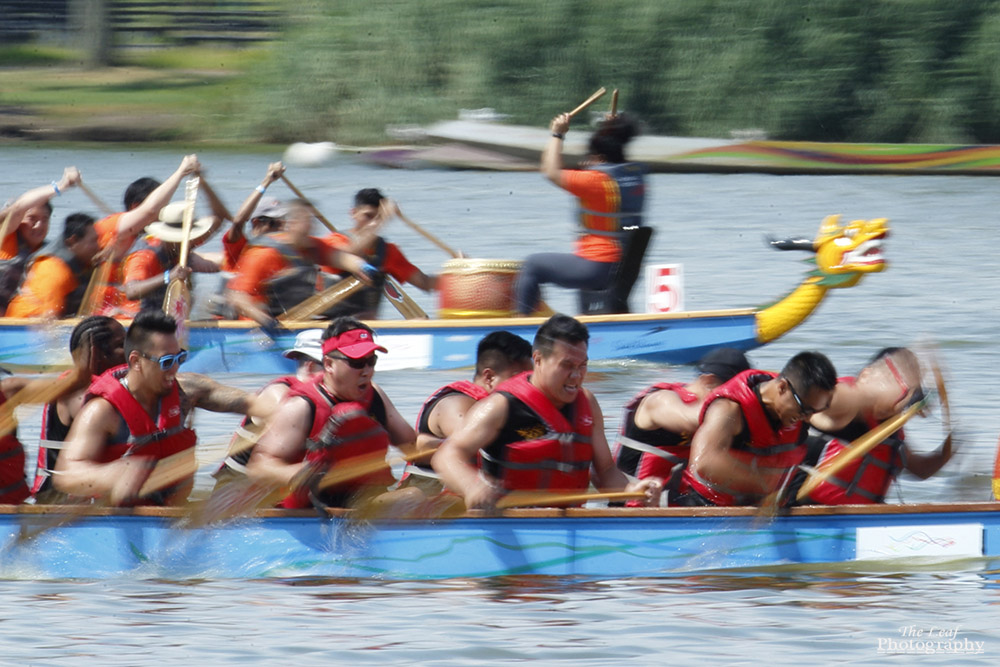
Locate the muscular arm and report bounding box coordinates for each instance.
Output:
[177,373,258,416]
[589,390,662,503]
[246,396,312,488]
[113,155,200,252]
[405,268,437,292]
[903,435,955,479]
[417,393,478,457]
[374,383,417,456]
[1,167,80,239]
[432,393,508,508]
[687,398,776,498]
[634,390,700,434]
[54,398,148,503]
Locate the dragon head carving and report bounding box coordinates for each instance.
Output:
[811,215,889,288]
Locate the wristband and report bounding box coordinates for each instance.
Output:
[255,184,267,195]
[551,132,565,140]
[164,271,171,285]
[51,181,61,196]
[360,262,379,281]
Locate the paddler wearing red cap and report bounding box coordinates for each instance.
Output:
[247,316,417,508]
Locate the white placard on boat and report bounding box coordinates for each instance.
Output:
[372,334,432,370]
[855,524,983,560]
[645,263,684,313]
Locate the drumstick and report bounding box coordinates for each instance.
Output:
[610,89,619,117]
[568,87,607,119]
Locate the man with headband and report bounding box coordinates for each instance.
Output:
[247,316,416,508]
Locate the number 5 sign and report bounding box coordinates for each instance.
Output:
[645,264,684,313]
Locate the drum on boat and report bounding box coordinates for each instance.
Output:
[438,258,521,318]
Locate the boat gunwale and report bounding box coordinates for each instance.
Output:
[0,308,760,332]
[3,501,997,521]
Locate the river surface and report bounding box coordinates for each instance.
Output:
[1,145,999,663]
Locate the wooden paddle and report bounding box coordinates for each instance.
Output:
[496,490,646,509]
[198,176,233,222]
[138,448,198,498]
[382,275,428,319]
[163,177,200,346]
[0,368,82,438]
[278,276,365,322]
[395,209,459,258]
[796,397,929,502]
[280,175,337,233]
[568,87,607,119]
[78,181,113,216]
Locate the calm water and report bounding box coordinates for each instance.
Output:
[2,145,999,663]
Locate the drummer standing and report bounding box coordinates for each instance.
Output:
[515,112,645,315]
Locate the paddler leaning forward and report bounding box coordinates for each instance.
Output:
[55,309,198,505]
[672,351,838,507]
[246,317,418,509]
[432,313,663,509]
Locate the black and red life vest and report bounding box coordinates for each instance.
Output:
[615,381,697,480]
[403,380,490,482]
[680,370,807,506]
[800,378,905,504]
[29,369,74,498]
[280,378,391,509]
[215,375,300,478]
[479,372,594,494]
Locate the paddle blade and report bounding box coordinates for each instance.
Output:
[163,280,191,347]
[993,433,1000,502]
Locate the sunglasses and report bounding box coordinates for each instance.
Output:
[785,377,819,417]
[139,349,188,371]
[329,353,377,369]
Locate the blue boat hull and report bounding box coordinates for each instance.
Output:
[0,311,760,373]
[3,503,998,579]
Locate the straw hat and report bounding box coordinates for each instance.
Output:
[145,202,215,244]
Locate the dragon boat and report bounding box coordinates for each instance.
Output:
[0,216,887,374]
[2,501,998,580]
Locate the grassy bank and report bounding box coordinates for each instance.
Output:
[0,44,271,142]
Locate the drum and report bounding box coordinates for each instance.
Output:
[438,258,522,318]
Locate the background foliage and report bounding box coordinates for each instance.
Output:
[238,0,1000,145]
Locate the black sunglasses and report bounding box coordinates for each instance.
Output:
[786,378,819,417]
[329,353,377,369]
[139,349,188,371]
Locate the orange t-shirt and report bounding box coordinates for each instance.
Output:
[227,246,292,304]
[5,255,77,318]
[321,233,418,283]
[0,234,19,261]
[561,169,623,263]
[118,238,169,317]
[90,212,128,316]
[222,233,248,272]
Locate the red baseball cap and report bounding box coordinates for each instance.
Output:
[321,329,388,359]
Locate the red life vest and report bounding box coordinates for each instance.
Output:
[215,375,300,476]
[87,365,196,467]
[479,372,594,494]
[615,381,697,480]
[0,389,28,504]
[681,370,807,506]
[801,378,905,504]
[30,369,74,497]
[403,380,490,482]
[280,378,392,509]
